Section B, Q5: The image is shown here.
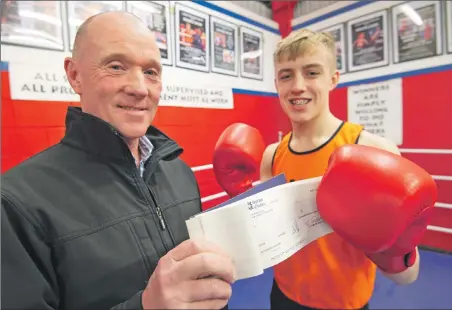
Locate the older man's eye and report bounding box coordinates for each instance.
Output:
[145,69,158,76]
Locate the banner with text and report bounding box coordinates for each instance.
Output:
[348,78,403,145]
[8,62,233,109]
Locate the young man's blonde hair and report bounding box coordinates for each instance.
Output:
[273,28,337,71]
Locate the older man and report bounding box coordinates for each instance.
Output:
[1,11,235,309]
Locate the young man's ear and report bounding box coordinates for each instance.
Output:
[330,70,340,91]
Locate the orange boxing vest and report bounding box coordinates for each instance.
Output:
[272,121,376,309]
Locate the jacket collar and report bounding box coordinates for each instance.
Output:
[61,106,183,162]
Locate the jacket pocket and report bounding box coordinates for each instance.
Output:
[53,221,150,309]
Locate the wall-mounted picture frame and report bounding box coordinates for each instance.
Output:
[391,1,442,63]
[174,3,210,72]
[239,26,264,80]
[347,10,389,72]
[320,23,347,74]
[209,16,239,76]
[447,0,452,54]
[66,1,123,51]
[127,1,172,66]
[1,1,65,51]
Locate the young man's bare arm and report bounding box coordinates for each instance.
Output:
[260,143,279,182]
[358,130,420,285]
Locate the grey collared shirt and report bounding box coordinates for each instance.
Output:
[136,135,154,177]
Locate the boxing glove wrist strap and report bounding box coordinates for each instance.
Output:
[367,249,417,274]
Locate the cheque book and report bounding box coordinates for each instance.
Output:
[185,174,334,280]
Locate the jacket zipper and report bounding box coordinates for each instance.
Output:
[155,202,166,230]
[111,129,168,231]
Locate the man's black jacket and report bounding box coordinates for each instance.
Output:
[1,107,203,309]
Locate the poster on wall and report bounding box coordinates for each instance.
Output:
[66,1,123,50]
[392,1,442,63]
[127,1,172,66]
[210,16,239,76]
[348,78,403,145]
[347,10,389,72]
[175,3,209,72]
[240,27,264,80]
[0,1,64,51]
[320,23,347,74]
[447,1,452,53]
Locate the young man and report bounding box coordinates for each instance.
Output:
[212,29,425,310]
[260,29,420,310]
[1,12,235,309]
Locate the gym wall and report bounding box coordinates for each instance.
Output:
[1,1,291,208]
[291,0,452,252]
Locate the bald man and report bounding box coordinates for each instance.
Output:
[2,11,234,309]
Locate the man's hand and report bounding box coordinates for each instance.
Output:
[142,239,236,309]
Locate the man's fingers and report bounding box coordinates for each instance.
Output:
[184,278,233,302]
[175,252,236,284]
[168,239,232,262]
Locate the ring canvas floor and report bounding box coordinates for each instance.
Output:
[228,249,452,309]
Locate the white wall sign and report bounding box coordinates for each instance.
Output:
[9,62,80,102]
[159,80,234,109]
[8,62,234,109]
[348,78,403,145]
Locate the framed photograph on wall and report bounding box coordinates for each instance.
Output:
[209,16,239,76]
[0,1,64,51]
[175,3,210,72]
[240,27,264,80]
[320,23,347,74]
[127,1,172,66]
[347,10,389,72]
[447,0,452,54]
[67,1,123,51]
[391,1,442,63]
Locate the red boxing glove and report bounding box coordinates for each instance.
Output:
[316,144,437,274]
[213,123,265,197]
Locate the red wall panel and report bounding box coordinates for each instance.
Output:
[420,230,452,252]
[429,207,452,230]
[436,180,452,204]
[401,153,452,176]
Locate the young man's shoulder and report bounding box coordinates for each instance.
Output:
[260,142,280,181]
[356,130,401,155]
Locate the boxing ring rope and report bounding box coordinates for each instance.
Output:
[399,148,452,154]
